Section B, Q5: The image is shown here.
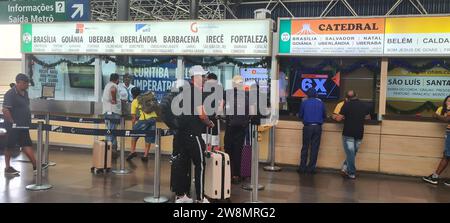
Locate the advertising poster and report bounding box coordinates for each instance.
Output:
[290,72,340,99]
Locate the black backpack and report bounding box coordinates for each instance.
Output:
[159,90,180,130]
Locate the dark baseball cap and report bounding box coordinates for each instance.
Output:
[15,73,29,82]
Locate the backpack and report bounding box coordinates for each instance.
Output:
[137,91,160,115]
[159,91,180,130]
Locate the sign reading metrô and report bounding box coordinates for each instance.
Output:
[20,20,272,56]
[279,18,385,56]
[0,0,90,24]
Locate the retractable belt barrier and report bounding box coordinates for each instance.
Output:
[31,114,121,124]
[0,114,121,124]
[7,123,175,137]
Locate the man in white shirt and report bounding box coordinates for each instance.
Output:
[118,73,135,103]
[102,73,122,155]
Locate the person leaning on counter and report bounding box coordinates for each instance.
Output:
[422,95,450,186]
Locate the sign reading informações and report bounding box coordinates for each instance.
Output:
[279,18,385,56]
[21,20,272,56]
[384,17,450,56]
[0,0,90,24]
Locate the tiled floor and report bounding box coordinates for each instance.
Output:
[1,147,450,203]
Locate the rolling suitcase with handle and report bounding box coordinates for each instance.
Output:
[91,139,112,174]
[204,124,231,200]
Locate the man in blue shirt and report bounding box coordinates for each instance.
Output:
[298,88,327,174]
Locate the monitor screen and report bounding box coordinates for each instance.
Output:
[68,65,95,89]
[41,85,55,98]
[240,68,269,92]
[290,72,340,99]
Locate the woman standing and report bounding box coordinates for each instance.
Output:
[224,75,250,184]
[422,95,450,185]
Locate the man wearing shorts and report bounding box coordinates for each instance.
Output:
[3,73,47,176]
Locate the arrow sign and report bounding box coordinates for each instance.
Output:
[71,4,83,19]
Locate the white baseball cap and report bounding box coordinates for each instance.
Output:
[189,65,209,77]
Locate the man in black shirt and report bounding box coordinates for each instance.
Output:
[172,65,214,203]
[336,90,370,179]
[2,74,44,176]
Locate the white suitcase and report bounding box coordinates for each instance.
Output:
[204,123,231,200]
[204,150,231,200]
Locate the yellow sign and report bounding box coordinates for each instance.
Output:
[386,16,450,34]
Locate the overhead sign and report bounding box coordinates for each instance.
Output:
[21,20,272,56]
[279,18,385,56]
[387,68,450,102]
[0,0,90,24]
[130,58,178,101]
[384,17,450,56]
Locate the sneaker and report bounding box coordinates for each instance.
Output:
[422,175,439,185]
[33,164,49,175]
[197,198,210,203]
[4,167,20,176]
[341,170,356,180]
[175,195,193,203]
[126,152,137,161]
[42,163,49,170]
[141,156,148,162]
[444,181,450,187]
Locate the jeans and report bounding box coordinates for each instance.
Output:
[132,119,156,144]
[342,136,362,175]
[444,131,450,158]
[224,126,247,177]
[104,113,121,146]
[299,125,322,172]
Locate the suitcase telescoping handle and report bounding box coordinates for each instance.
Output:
[216,119,221,147]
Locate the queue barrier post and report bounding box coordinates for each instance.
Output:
[26,121,53,191]
[144,128,169,203]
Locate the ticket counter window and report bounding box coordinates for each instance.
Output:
[279,58,379,120]
[28,55,95,101]
[386,58,450,118]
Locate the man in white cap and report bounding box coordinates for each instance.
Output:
[171,65,214,203]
